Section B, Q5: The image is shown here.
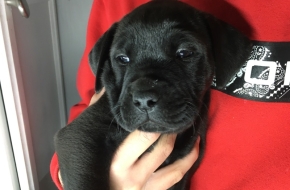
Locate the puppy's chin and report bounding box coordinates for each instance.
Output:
[121,120,194,134]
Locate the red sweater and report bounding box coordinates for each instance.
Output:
[50,0,290,189]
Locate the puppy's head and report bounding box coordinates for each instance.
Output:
[89,0,252,133]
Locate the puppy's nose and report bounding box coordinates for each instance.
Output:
[132,92,159,112]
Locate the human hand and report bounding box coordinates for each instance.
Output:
[110,131,200,190]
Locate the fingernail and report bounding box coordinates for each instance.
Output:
[196,136,201,144]
[158,134,177,145]
[140,131,160,140]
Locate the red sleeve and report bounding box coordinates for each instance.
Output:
[50,0,149,189]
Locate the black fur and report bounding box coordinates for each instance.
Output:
[55,1,252,189]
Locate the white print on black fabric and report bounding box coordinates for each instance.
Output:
[212,43,290,102]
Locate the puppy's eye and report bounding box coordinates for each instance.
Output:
[176,49,193,59]
[117,55,130,65]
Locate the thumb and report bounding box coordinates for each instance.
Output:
[89,88,105,106]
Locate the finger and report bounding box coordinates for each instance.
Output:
[145,137,200,190]
[111,130,160,171]
[133,134,176,178]
[58,170,63,187]
[89,88,105,105]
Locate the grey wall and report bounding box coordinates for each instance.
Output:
[56,0,93,118]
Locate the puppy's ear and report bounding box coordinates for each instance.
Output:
[206,16,252,89]
[89,23,118,93]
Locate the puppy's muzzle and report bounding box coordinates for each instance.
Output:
[130,78,160,113]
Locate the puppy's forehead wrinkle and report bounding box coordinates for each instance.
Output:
[118,21,178,46]
[113,26,199,62]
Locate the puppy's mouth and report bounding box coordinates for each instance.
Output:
[116,93,198,134]
[122,118,195,134]
[115,78,199,134]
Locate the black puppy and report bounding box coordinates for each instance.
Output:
[55,1,252,189]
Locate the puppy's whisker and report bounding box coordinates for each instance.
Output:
[185,101,196,107]
[185,102,195,109]
[114,112,121,123]
[201,102,209,111]
[196,112,206,129]
[109,104,121,114]
[185,102,196,114]
[108,115,117,130]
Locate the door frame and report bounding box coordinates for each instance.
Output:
[0,0,65,189]
[0,1,39,189]
[0,85,20,190]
